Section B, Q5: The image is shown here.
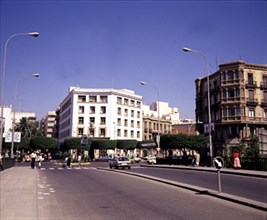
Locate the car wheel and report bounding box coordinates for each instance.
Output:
[109,165,112,169]
[128,166,131,169]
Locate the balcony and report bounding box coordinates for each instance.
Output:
[245,81,257,89]
[260,82,267,90]
[246,98,258,106]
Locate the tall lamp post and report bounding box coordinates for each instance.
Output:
[140,81,161,154]
[182,47,213,157]
[11,73,40,158]
[0,32,39,155]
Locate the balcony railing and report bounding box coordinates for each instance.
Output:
[246,98,258,106]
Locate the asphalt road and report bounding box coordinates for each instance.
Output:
[127,166,267,203]
[35,163,266,220]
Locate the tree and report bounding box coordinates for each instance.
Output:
[30,136,58,152]
[244,135,260,158]
[14,117,40,137]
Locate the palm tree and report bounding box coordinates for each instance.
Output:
[14,117,39,137]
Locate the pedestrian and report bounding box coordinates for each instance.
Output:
[31,151,37,169]
[0,153,4,171]
[233,151,241,169]
[78,154,82,168]
[195,151,200,166]
[67,156,71,168]
[38,154,43,169]
[191,154,195,166]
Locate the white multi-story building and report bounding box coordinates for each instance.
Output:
[0,105,36,135]
[58,87,143,143]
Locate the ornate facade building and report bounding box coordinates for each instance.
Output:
[195,61,267,155]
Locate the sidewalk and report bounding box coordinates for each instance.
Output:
[141,164,267,178]
[0,166,38,220]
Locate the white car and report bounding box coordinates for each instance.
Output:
[109,157,131,169]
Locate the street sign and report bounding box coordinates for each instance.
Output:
[14,132,21,143]
[213,156,224,170]
[4,132,21,143]
[5,132,12,142]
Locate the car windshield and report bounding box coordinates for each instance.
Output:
[118,157,128,161]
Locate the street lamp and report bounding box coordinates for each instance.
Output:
[10,73,40,158]
[182,47,213,157]
[140,81,161,154]
[0,32,39,154]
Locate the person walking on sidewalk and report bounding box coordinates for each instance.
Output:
[233,151,241,169]
[31,151,37,169]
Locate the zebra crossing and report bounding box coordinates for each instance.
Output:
[39,167,97,171]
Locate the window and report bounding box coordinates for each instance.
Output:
[248,73,253,85]
[100,117,106,125]
[124,119,128,127]
[131,120,134,128]
[78,95,86,102]
[223,108,227,117]
[124,130,128,138]
[124,98,129,105]
[131,130,134,138]
[264,109,267,119]
[236,88,240,98]
[117,107,121,115]
[228,107,235,117]
[248,108,255,118]
[137,111,140,118]
[89,117,95,124]
[78,117,84,124]
[117,129,121,137]
[78,106,84,114]
[124,109,128,116]
[130,100,135,107]
[117,118,121,126]
[228,71,234,80]
[137,131,140,138]
[228,88,235,98]
[235,70,239,80]
[222,72,226,81]
[248,90,254,100]
[100,106,106,114]
[222,89,226,99]
[78,128,83,135]
[89,96,97,103]
[264,91,267,101]
[89,128,94,137]
[89,106,95,114]
[100,128,106,137]
[117,97,122,104]
[136,101,141,108]
[263,76,267,87]
[131,110,134,117]
[137,121,140,128]
[100,96,107,103]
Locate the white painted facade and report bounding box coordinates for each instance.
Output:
[143,101,180,124]
[0,105,36,135]
[58,87,143,143]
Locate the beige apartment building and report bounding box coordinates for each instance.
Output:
[195,61,267,155]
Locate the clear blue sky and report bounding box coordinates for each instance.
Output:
[0,0,266,120]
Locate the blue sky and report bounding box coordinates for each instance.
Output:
[0,0,266,120]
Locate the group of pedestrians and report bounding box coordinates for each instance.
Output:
[30,151,44,169]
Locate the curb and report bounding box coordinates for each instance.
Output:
[97,167,267,211]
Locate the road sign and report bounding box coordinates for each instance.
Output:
[213,156,224,170]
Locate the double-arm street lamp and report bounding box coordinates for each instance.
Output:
[182,47,213,157]
[140,81,161,153]
[0,32,39,154]
[10,73,40,158]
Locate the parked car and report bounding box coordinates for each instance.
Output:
[129,156,141,163]
[109,156,131,169]
[146,156,157,164]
